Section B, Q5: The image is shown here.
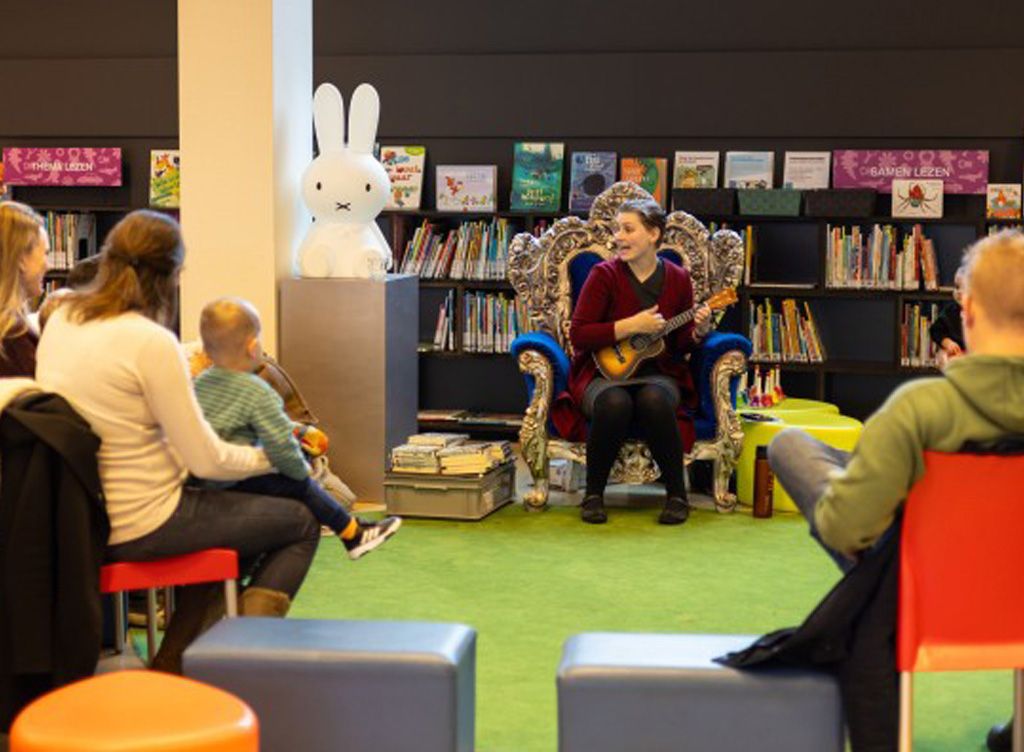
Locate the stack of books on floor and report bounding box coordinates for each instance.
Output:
[390,433,512,476]
[390,433,468,474]
[437,440,514,475]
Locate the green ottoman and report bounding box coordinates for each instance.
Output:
[737,405,862,513]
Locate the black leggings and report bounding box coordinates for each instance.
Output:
[584,384,686,499]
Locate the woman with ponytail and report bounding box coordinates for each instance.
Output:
[37,210,320,673]
[0,201,49,376]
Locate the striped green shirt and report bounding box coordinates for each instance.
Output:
[194,365,308,480]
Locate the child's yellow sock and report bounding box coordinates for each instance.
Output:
[340,518,361,540]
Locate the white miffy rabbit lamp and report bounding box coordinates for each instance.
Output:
[296,82,393,278]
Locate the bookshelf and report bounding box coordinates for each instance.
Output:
[382,191,1006,426]
[698,192,996,419]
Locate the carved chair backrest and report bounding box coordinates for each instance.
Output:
[508,181,744,357]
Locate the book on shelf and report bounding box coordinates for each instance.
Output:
[458,412,523,427]
[748,297,825,363]
[782,151,830,190]
[436,165,497,212]
[568,151,616,213]
[986,183,1022,220]
[380,145,426,211]
[431,289,456,351]
[400,218,511,280]
[825,223,938,290]
[620,157,669,207]
[42,211,96,270]
[510,142,564,212]
[672,151,719,189]
[149,149,180,209]
[900,302,940,368]
[462,291,524,353]
[746,282,817,289]
[891,179,943,219]
[417,409,469,422]
[0,161,9,200]
[724,151,774,189]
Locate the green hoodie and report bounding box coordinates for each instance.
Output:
[815,354,1024,556]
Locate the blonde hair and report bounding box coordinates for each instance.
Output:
[0,201,45,345]
[963,230,1024,328]
[199,297,261,363]
[66,210,184,327]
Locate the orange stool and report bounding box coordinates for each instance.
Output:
[10,670,258,751]
[100,548,239,664]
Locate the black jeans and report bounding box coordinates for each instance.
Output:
[106,486,320,597]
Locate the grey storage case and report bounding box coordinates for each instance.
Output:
[384,462,516,520]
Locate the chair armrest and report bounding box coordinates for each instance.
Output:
[691,332,752,422]
[510,332,570,403]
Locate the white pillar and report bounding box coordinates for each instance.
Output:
[177,0,311,356]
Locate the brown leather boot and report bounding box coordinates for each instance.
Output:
[150,583,225,675]
[239,586,291,617]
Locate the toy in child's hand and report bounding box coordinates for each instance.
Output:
[296,82,393,279]
[295,424,329,457]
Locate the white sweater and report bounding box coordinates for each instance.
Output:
[37,307,272,544]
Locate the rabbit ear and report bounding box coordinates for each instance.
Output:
[312,83,345,153]
[347,83,379,154]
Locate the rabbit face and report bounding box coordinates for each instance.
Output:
[302,152,390,223]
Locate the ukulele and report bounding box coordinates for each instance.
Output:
[592,288,738,380]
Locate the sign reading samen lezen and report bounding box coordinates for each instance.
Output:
[832,150,988,194]
[1,147,123,186]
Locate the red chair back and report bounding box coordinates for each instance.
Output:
[898,450,1024,673]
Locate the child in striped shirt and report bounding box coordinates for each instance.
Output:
[193,297,401,559]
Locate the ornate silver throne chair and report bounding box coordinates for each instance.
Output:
[508,181,752,512]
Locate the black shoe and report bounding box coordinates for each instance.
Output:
[580,495,607,524]
[342,516,402,560]
[987,718,1013,752]
[658,496,690,525]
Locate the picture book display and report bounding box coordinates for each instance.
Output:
[724,151,774,189]
[891,179,943,219]
[986,183,1022,219]
[510,142,564,212]
[782,152,830,190]
[672,151,719,189]
[436,165,497,212]
[380,145,426,210]
[149,150,180,209]
[620,157,668,207]
[568,151,616,213]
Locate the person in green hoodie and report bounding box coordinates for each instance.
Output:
[766,229,1024,751]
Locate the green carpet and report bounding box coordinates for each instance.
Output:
[291,504,1009,751]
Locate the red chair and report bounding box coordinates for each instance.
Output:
[100,548,239,664]
[898,450,1024,751]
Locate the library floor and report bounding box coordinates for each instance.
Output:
[290,457,1011,752]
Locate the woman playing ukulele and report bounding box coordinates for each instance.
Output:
[561,198,711,524]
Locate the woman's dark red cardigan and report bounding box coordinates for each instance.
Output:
[550,256,700,450]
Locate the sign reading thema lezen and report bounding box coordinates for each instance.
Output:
[2,147,123,186]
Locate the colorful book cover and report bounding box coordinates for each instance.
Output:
[891,179,943,219]
[149,150,180,208]
[436,165,497,212]
[620,157,668,207]
[0,161,8,200]
[568,151,616,213]
[782,151,830,189]
[510,143,564,212]
[724,151,774,189]
[672,151,719,189]
[986,183,1022,219]
[380,145,426,211]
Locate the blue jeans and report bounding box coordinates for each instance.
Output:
[106,486,320,597]
[230,473,352,534]
[767,428,855,572]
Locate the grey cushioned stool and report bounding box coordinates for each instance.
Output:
[184,617,476,752]
[558,633,844,752]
